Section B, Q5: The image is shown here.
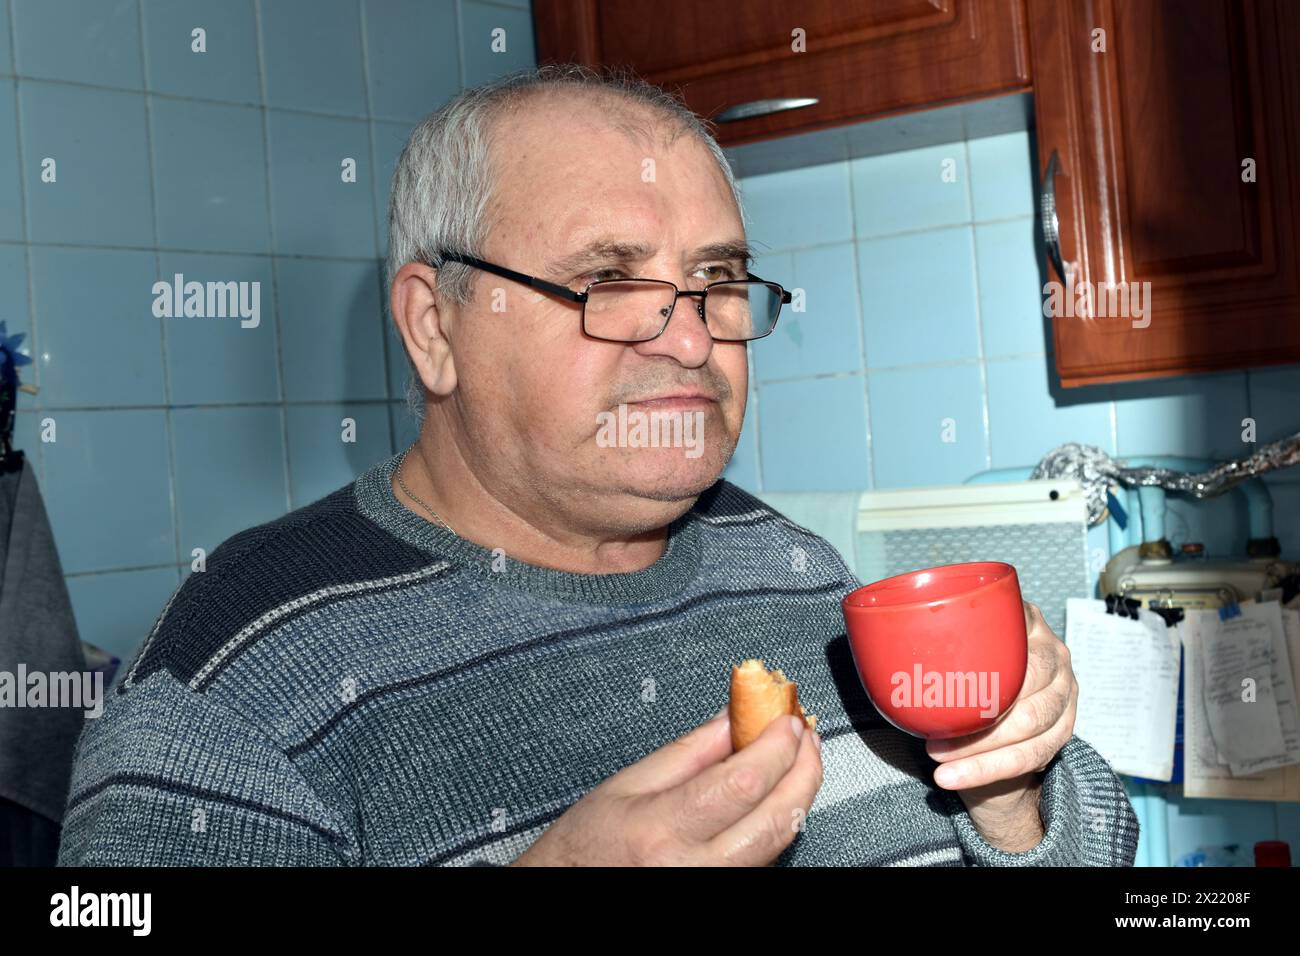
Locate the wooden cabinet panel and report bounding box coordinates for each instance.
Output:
[1029,0,1300,386]
[534,0,1031,147]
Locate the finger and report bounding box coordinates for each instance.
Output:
[612,707,732,795]
[931,699,1075,789]
[1019,618,1065,695]
[927,659,1072,763]
[703,721,824,865]
[1022,602,1067,695]
[663,714,810,845]
[1024,600,1052,636]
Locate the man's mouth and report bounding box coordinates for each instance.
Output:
[625,392,719,409]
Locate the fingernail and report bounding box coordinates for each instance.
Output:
[711,706,728,722]
[787,715,806,740]
[935,765,965,787]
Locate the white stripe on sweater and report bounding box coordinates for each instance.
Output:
[189,562,451,690]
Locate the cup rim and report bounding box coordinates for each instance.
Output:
[842,561,1016,611]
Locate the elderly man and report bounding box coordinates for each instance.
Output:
[59,64,1137,867]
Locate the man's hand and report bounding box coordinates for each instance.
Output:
[512,708,823,866]
[924,600,1078,852]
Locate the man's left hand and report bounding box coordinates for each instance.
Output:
[924,600,1078,852]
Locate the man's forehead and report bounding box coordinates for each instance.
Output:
[490,100,744,272]
[542,236,753,280]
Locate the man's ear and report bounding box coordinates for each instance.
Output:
[390,260,458,397]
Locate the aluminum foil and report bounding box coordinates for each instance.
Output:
[1030,432,1300,526]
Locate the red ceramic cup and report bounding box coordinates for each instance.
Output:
[841,562,1028,739]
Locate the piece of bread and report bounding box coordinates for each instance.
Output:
[728,659,817,750]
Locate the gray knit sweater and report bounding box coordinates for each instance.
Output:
[57,451,1139,866]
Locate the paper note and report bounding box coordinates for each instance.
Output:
[1200,613,1285,767]
[1065,597,1180,780]
[1228,602,1300,775]
[1184,606,1300,801]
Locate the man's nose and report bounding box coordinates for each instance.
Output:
[632,292,713,366]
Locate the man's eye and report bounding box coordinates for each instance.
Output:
[585,268,627,283]
[698,264,740,281]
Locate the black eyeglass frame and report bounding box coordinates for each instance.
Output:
[418,249,793,344]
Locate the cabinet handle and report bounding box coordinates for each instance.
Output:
[715,97,819,123]
[1040,150,1067,282]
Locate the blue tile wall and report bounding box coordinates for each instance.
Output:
[363,0,461,122]
[12,0,144,89]
[29,246,166,406]
[259,0,367,116]
[459,0,535,88]
[19,82,155,246]
[850,142,970,238]
[41,409,174,574]
[150,97,271,253]
[0,78,20,240]
[64,567,180,664]
[158,252,280,405]
[0,0,11,76]
[140,0,262,105]
[3,0,537,664]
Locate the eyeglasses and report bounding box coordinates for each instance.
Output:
[418,250,792,343]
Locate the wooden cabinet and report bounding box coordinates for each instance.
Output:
[534,0,1300,387]
[1029,0,1300,387]
[533,0,1032,147]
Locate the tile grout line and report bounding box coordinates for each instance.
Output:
[0,212,1039,261]
[843,154,876,491]
[136,0,185,575]
[253,0,293,516]
[962,139,993,473]
[455,0,467,89]
[0,237,392,261]
[17,398,397,413]
[0,69,434,123]
[357,0,397,457]
[8,0,43,485]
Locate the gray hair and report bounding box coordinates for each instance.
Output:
[385,62,746,420]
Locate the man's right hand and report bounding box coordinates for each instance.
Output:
[512,709,823,866]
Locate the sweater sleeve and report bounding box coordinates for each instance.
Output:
[58,669,358,866]
[939,734,1140,866]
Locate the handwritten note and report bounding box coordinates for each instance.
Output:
[1184,606,1300,801]
[1201,614,1285,767]
[1065,597,1180,780]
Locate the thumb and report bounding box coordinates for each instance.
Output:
[614,707,733,795]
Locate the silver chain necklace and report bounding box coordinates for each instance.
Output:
[395,447,457,536]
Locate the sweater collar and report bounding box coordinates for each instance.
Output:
[352,450,704,606]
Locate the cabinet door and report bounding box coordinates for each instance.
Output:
[1030,0,1300,387]
[534,0,1031,146]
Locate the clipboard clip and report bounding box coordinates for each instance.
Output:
[1148,605,1184,627]
[1217,601,1242,622]
[1103,592,1142,619]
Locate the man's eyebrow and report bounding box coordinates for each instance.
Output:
[543,238,753,279]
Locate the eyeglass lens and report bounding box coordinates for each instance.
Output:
[583,280,781,342]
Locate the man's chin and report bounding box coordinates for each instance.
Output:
[618,454,727,503]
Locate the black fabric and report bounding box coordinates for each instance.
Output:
[0,456,87,825]
[0,794,61,866]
